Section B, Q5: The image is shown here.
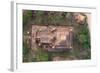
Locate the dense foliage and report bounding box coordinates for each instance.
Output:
[23,10,74,29]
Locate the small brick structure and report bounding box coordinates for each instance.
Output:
[31,25,74,52]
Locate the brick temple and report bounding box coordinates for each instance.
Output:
[31,25,74,52]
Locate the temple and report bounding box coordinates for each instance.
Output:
[31,25,74,52]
